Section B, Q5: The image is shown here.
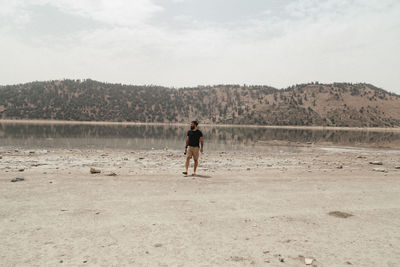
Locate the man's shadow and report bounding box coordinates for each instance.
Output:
[184,174,212,178]
[193,174,212,178]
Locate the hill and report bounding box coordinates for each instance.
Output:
[1,79,399,127]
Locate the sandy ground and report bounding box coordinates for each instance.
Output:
[1,145,400,266]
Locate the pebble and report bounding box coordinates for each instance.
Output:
[18,168,25,172]
[154,243,162,247]
[106,172,117,176]
[328,211,353,218]
[372,168,387,172]
[395,166,400,169]
[11,176,25,182]
[369,161,383,165]
[305,258,314,265]
[90,168,101,174]
[230,256,246,262]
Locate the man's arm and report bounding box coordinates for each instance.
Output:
[200,136,204,153]
[184,136,189,154]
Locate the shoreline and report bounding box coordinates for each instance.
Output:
[1,119,400,132]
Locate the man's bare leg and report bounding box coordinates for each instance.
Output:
[193,159,198,175]
[183,157,190,174]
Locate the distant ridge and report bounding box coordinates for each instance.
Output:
[1,79,400,127]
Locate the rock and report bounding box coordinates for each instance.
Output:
[337,165,343,169]
[154,243,162,247]
[106,172,117,176]
[372,168,387,172]
[356,155,366,159]
[11,176,25,182]
[90,168,101,174]
[395,166,400,169]
[247,168,250,171]
[305,258,314,265]
[369,161,383,165]
[230,256,246,262]
[31,163,45,167]
[18,168,25,172]
[328,211,353,218]
[0,156,2,159]
[29,151,35,154]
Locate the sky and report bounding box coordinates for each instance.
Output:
[1,0,400,93]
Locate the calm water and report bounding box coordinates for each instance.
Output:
[0,123,400,151]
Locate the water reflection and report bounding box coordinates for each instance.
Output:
[0,123,399,150]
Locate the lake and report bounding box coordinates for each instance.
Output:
[0,122,400,151]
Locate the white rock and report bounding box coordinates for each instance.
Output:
[372,168,386,172]
[305,258,314,265]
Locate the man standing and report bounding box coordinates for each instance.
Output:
[183,121,204,176]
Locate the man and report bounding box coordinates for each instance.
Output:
[183,121,204,176]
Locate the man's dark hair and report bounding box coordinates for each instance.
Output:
[191,120,199,126]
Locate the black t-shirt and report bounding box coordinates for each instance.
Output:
[187,130,203,147]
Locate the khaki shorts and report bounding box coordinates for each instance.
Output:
[187,146,200,160]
